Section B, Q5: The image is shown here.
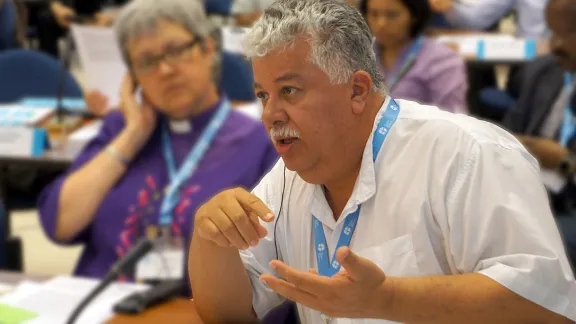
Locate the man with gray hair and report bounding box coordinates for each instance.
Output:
[189,1,576,323]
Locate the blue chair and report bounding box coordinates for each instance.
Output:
[479,88,517,111]
[205,0,233,16]
[221,51,256,102]
[0,49,83,103]
[0,0,17,50]
[430,13,452,29]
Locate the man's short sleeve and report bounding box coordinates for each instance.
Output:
[444,135,576,320]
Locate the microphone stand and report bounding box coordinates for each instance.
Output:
[55,30,75,125]
[65,238,154,324]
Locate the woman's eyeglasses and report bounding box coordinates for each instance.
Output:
[133,38,203,74]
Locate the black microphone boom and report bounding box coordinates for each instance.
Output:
[65,238,154,324]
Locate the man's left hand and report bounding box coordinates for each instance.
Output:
[260,247,391,319]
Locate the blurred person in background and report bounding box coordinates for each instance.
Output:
[502,0,576,266]
[233,0,358,27]
[360,0,468,113]
[31,0,129,57]
[429,0,550,120]
[37,0,277,281]
[433,0,548,39]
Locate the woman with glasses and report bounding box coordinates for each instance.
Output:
[360,0,468,113]
[37,0,278,282]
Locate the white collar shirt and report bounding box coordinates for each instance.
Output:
[241,97,576,324]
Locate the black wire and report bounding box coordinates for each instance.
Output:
[274,166,287,260]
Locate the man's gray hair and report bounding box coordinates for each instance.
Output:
[114,0,222,81]
[245,0,387,95]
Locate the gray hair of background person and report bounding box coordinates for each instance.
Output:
[245,0,387,95]
[113,0,222,83]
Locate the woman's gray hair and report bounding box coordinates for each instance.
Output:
[245,0,387,95]
[114,0,222,81]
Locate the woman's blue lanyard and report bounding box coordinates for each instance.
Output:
[560,73,575,147]
[312,99,401,277]
[387,36,424,90]
[159,100,231,227]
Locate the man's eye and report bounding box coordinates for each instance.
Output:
[283,87,297,95]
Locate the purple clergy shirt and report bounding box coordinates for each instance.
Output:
[37,98,278,280]
[374,37,468,114]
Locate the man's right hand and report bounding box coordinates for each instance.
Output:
[50,2,76,28]
[195,188,275,250]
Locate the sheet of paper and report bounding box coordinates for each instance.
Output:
[71,25,127,109]
[0,105,54,127]
[18,98,86,112]
[0,282,15,296]
[0,276,149,324]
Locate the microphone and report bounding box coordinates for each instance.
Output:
[65,238,154,324]
[113,279,185,315]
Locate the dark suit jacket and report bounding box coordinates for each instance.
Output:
[502,55,576,214]
[502,55,565,136]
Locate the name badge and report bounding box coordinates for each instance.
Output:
[135,232,184,281]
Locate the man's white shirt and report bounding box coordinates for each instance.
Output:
[241,97,576,324]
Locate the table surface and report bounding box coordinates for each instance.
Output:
[0,272,204,324]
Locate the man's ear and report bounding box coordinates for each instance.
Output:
[350,71,373,115]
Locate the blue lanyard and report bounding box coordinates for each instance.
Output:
[159,100,231,227]
[387,36,424,90]
[313,98,400,277]
[560,73,575,147]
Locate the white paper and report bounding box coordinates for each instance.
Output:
[0,282,14,295]
[0,105,54,126]
[0,127,38,157]
[482,38,528,60]
[221,26,249,55]
[0,276,149,324]
[71,25,127,108]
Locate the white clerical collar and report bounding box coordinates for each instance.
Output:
[168,119,192,133]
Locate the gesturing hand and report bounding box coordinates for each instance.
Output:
[195,188,275,250]
[260,247,391,319]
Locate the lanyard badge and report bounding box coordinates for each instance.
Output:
[135,100,231,282]
[312,99,400,277]
[560,73,576,147]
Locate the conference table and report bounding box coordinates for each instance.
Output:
[0,271,204,323]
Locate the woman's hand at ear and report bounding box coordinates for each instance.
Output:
[119,73,157,145]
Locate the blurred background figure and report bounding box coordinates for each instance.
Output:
[501,0,576,266]
[360,0,468,113]
[231,0,274,27]
[36,0,277,281]
[29,0,128,58]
